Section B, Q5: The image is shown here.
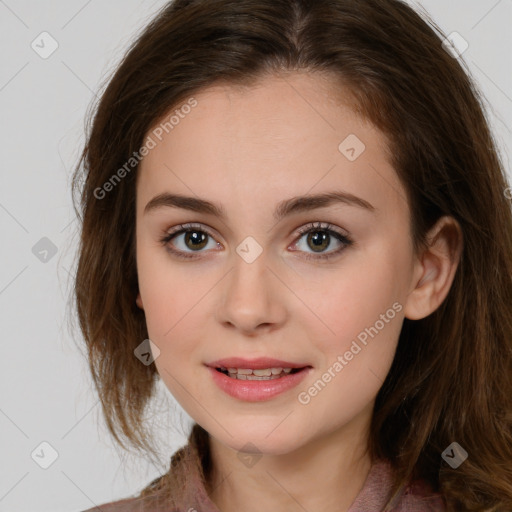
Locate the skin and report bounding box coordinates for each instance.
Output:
[135,72,462,512]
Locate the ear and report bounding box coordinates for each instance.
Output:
[136,292,144,310]
[403,215,463,320]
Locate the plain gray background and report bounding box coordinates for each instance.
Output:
[0,0,511,510]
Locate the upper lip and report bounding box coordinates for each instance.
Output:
[206,357,312,370]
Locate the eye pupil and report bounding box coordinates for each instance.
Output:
[185,231,208,250]
[308,231,329,252]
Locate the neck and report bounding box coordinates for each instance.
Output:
[205,404,374,512]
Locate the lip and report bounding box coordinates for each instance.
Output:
[206,357,311,370]
[206,365,313,402]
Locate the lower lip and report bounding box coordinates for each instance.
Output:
[207,366,312,402]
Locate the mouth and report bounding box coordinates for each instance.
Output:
[214,366,308,380]
[207,363,313,401]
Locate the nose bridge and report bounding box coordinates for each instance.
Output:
[217,243,285,332]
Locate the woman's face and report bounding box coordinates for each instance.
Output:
[135,72,418,454]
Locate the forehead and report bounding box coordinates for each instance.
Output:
[136,72,406,220]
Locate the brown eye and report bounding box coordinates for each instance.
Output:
[182,230,208,251]
[159,223,220,259]
[291,222,353,261]
[306,230,331,252]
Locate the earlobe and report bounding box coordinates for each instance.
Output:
[136,292,144,310]
[403,216,463,321]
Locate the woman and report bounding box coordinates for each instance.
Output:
[72,0,512,510]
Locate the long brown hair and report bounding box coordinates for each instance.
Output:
[70,0,512,509]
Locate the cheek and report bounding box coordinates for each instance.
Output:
[306,251,405,378]
[137,239,192,331]
[298,273,403,428]
[314,258,401,330]
[136,246,215,366]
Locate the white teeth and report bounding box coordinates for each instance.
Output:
[236,368,253,375]
[226,367,293,376]
[235,374,282,380]
[252,368,271,376]
[219,366,301,380]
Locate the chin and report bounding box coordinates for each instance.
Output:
[211,424,304,456]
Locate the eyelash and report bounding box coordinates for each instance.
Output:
[158,221,353,261]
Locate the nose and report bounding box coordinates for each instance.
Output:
[216,253,287,336]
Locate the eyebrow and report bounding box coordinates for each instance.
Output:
[143,190,376,221]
